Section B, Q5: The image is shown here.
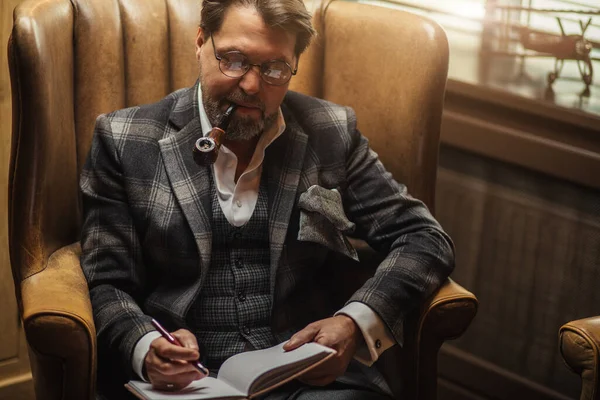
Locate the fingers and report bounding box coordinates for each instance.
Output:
[145,350,204,388]
[153,337,200,361]
[284,323,320,351]
[146,333,206,389]
[285,317,362,387]
[172,329,200,351]
[147,349,203,375]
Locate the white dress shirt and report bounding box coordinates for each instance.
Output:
[131,87,395,380]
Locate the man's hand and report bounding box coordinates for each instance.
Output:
[144,329,207,391]
[283,315,362,386]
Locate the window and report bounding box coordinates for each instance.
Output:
[354,0,599,93]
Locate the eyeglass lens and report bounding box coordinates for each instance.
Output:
[219,52,292,85]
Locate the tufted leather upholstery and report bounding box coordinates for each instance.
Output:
[8,0,478,399]
[560,317,600,400]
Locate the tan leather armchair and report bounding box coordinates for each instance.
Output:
[560,317,600,400]
[8,0,477,399]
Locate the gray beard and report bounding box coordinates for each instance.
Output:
[201,84,278,141]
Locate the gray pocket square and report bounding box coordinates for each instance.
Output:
[297,185,359,261]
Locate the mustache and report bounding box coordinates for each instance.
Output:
[223,91,265,112]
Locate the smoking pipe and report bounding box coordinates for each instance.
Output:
[193,104,237,166]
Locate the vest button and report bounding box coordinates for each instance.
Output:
[241,326,251,335]
[237,291,246,302]
[231,232,242,245]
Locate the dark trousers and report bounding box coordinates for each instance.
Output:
[262,381,395,400]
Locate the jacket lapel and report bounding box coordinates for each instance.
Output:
[158,84,213,289]
[264,107,308,296]
[158,86,309,300]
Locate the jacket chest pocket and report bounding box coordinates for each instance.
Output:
[297,185,359,261]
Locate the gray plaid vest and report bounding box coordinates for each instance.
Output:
[185,173,276,368]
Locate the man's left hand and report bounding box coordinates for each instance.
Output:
[283,315,362,386]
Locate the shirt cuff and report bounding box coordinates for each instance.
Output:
[132,331,162,381]
[335,302,396,366]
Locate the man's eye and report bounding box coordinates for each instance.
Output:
[265,68,283,79]
[226,60,245,70]
[222,52,247,70]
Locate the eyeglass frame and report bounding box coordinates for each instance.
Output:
[209,35,298,86]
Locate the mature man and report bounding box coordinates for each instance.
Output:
[80,0,455,399]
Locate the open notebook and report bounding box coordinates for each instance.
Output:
[125,342,336,400]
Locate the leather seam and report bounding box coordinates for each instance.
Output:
[117,0,128,106]
[428,293,478,310]
[8,28,25,286]
[70,0,81,179]
[20,243,76,281]
[165,0,173,92]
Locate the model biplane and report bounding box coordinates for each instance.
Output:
[484,5,599,94]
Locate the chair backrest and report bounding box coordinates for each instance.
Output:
[9,0,448,295]
[308,0,448,211]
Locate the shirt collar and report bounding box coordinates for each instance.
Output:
[197,84,286,151]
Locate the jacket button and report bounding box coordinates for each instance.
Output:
[234,259,243,268]
[375,339,381,349]
[237,291,246,302]
[241,326,250,335]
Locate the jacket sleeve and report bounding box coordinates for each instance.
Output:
[80,113,155,379]
[341,106,455,344]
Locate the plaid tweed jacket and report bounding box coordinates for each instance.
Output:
[80,83,455,383]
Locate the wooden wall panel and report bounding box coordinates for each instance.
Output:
[436,146,600,399]
[0,0,34,399]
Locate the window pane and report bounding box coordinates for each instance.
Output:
[355,0,598,87]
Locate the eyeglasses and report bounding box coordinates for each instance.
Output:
[210,35,297,86]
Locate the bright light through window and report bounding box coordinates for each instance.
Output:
[453,3,486,20]
[357,0,599,54]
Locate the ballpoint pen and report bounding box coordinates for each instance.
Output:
[151,318,209,375]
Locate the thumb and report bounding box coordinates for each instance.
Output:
[284,324,319,351]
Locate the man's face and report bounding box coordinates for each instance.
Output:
[196,5,297,141]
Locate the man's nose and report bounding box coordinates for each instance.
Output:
[239,65,261,95]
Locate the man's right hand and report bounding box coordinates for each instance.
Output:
[144,329,207,391]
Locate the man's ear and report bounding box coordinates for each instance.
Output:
[195,27,206,60]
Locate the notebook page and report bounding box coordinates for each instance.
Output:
[217,342,335,395]
[126,377,245,400]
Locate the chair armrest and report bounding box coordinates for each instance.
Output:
[328,239,478,399]
[20,242,96,400]
[378,278,478,400]
[418,278,478,340]
[559,317,600,400]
